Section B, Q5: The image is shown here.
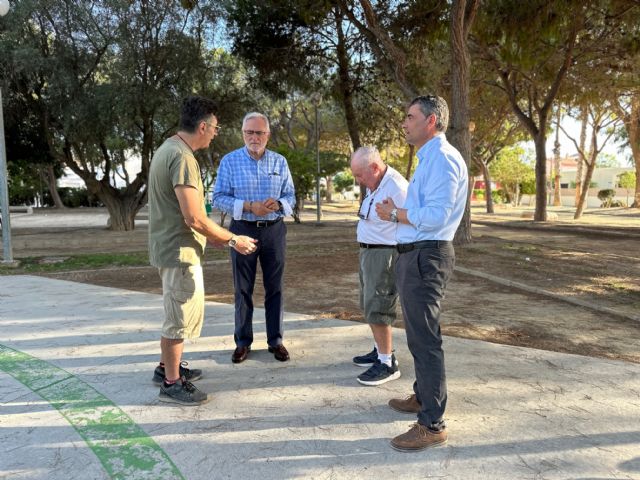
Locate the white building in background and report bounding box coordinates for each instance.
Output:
[547,155,634,208]
[57,167,85,188]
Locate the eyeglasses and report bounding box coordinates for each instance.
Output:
[357,193,376,220]
[204,122,221,133]
[243,130,268,137]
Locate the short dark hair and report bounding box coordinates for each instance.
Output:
[409,95,449,132]
[179,96,218,133]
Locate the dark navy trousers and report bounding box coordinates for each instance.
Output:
[395,242,455,427]
[229,219,286,348]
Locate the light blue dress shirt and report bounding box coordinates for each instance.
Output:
[396,133,468,243]
[212,147,296,221]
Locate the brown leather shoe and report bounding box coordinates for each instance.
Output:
[268,344,290,362]
[390,423,447,452]
[388,394,421,414]
[231,346,250,363]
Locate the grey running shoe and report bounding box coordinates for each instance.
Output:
[152,362,202,385]
[357,356,401,386]
[352,347,378,367]
[158,378,210,406]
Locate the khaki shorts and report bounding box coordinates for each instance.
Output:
[359,247,399,325]
[159,265,205,339]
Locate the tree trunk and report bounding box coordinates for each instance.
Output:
[575,106,588,206]
[552,110,562,207]
[481,161,494,213]
[533,132,548,221]
[292,192,304,223]
[553,156,561,206]
[102,193,144,231]
[404,145,415,180]
[450,0,478,245]
[325,176,333,203]
[628,93,640,208]
[44,164,65,209]
[334,8,362,152]
[574,155,597,219]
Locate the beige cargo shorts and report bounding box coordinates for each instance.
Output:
[159,265,205,339]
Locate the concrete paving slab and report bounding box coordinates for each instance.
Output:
[1,275,639,479]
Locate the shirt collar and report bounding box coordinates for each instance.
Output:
[416,132,446,162]
[243,146,268,161]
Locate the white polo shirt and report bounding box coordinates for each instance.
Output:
[356,166,408,245]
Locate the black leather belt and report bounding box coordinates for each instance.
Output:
[359,243,395,249]
[238,217,282,228]
[397,240,451,253]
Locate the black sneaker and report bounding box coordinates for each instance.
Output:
[152,362,202,385]
[353,347,378,367]
[357,356,401,386]
[158,378,210,406]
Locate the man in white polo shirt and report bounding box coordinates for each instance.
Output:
[350,146,408,385]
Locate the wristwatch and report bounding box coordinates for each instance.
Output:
[227,235,238,248]
[390,208,398,223]
[277,200,283,212]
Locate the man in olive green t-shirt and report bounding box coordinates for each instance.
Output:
[148,96,256,406]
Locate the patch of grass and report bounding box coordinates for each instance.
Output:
[502,243,539,253]
[0,252,150,274]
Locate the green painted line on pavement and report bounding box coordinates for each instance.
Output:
[0,344,185,480]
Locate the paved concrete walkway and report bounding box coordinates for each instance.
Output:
[1,276,639,480]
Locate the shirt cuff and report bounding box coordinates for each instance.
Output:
[233,199,245,220]
[406,208,417,227]
[279,199,293,216]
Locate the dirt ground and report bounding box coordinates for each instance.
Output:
[6,204,640,364]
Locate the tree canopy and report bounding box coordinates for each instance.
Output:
[2,0,639,232]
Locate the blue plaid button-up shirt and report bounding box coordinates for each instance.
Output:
[212,146,296,220]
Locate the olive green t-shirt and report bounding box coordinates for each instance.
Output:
[148,137,206,267]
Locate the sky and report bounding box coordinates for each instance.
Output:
[543,116,631,166]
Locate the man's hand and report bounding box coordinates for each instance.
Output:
[262,198,281,212]
[375,197,396,222]
[233,235,258,255]
[249,200,273,216]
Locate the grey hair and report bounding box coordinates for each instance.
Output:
[410,95,449,132]
[242,112,270,131]
[351,146,383,167]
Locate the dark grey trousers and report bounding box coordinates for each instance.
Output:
[395,242,455,427]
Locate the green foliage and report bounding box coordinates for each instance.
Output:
[58,188,101,208]
[0,253,149,275]
[333,171,354,193]
[488,146,535,204]
[1,0,223,227]
[489,147,534,191]
[520,179,536,196]
[320,151,349,179]
[597,189,616,207]
[596,153,621,168]
[618,171,636,189]
[492,189,508,204]
[274,145,315,220]
[225,0,333,96]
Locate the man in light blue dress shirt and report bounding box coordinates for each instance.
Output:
[376,95,468,451]
[213,112,296,364]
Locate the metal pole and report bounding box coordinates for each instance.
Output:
[0,86,14,264]
[315,102,321,223]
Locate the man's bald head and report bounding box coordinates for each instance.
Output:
[350,146,387,191]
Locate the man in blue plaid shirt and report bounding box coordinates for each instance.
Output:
[213,112,296,364]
